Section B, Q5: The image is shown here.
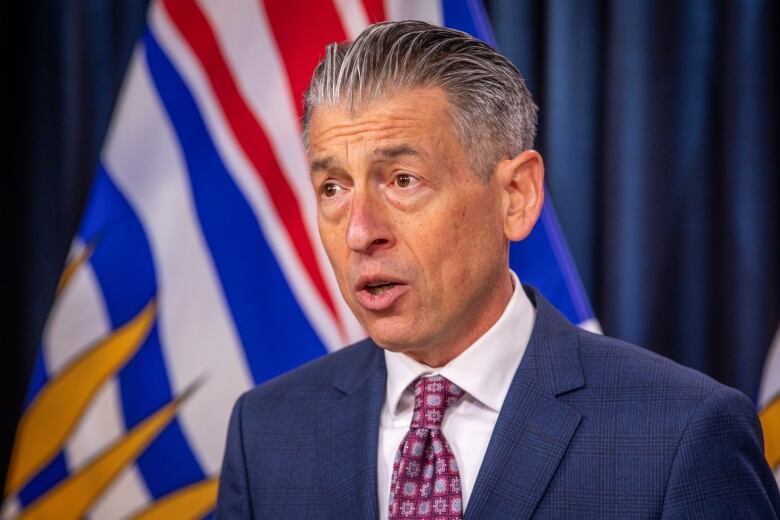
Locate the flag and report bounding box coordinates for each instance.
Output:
[759,324,780,484]
[2,1,596,518]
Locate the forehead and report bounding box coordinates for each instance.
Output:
[307,88,457,160]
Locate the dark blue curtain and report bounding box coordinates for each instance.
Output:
[1,0,150,493]
[487,0,779,397]
[2,0,778,491]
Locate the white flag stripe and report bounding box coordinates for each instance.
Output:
[195,0,364,346]
[0,498,20,520]
[38,243,152,519]
[42,240,112,374]
[197,0,317,225]
[760,324,780,485]
[385,0,443,24]
[334,0,371,39]
[193,0,352,347]
[153,1,362,351]
[577,318,602,334]
[71,384,151,520]
[87,465,152,520]
[103,41,253,474]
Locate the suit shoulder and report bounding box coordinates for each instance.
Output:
[559,329,779,517]
[575,328,739,401]
[239,337,379,406]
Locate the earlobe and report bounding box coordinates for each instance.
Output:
[498,150,545,242]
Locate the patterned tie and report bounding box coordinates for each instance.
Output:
[388,375,466,519]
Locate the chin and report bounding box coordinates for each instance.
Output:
[365,331,414,352]
[362,319,420,353]
[348,299,434,352]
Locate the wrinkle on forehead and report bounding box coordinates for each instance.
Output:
[307,88,452,158]
[310,113,429,153]
[310,143,426,175]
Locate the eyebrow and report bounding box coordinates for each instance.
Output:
[308,145,423,175]
[309,157,334,174]
[370,144,422,160]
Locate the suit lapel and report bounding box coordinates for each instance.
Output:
[320,343,386,520]
[465,288,585,519]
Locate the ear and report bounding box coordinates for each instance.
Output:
[495,150,545,241]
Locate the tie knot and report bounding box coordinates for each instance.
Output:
[410,375,465,430]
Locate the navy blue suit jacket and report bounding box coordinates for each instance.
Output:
[216,287,780,518]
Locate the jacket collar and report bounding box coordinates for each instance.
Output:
[464,286,585,519]
[320,340,386,519]
[321,286,585,519]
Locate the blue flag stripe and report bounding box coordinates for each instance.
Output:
[442,0,480,36]
[80,166,206,498]
[17,453,69,507]
[143,28,329,385]
[539,202,595,322]
[22,352,48,408]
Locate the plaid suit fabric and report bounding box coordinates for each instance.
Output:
[216,286,780,519]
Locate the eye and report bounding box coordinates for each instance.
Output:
[393,173,418,189]
[320,181,344,198]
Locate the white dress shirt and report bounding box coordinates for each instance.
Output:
[377,271,536,519]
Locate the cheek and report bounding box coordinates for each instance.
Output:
[435,196,503,275]
[318,219,346,272]
[409,204,472,290]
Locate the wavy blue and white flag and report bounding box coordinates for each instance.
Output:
[3,1,596,518]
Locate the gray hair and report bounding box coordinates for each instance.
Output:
[302,20,538,179]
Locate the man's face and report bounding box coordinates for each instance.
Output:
[308,88,512,364]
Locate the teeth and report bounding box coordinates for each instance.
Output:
[366,283,395,295]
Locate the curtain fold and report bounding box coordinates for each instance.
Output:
[488,0,779,397]
[2,0,151,494]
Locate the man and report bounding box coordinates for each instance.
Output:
[216,21,780,519]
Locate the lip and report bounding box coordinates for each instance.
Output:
[354,275,410,311]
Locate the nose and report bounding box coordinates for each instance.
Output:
[345,188,393,254]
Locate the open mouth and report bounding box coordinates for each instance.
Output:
[354,277,409,310]
[365,282,397,295]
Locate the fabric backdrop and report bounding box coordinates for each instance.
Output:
[2,0,778,492]
[487,0,779,395]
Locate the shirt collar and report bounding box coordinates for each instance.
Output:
[383,271,536,416]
